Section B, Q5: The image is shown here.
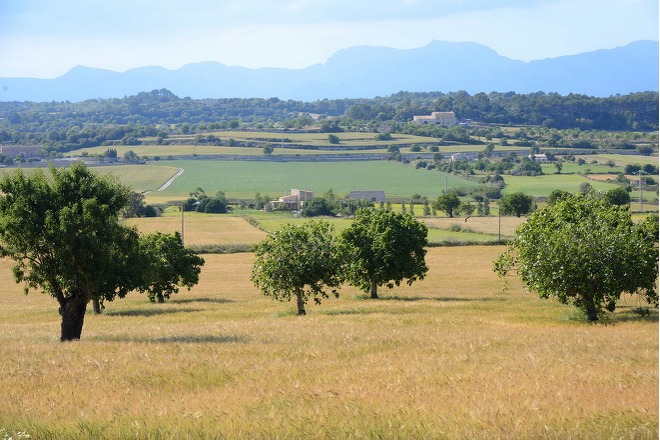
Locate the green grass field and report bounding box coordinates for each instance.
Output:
[146,160,481,200]
[0,246,656,439]
[95,164,182,193]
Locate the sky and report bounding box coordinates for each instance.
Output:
[0,0,657,78]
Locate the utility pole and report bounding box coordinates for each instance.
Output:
[181,201,185,244]
[638,169,643,212]
[498,201,501,244]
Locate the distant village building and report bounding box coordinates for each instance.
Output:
[270,189,314,211]
[412,111,457,126]
[450,152,478,162]
[529,154,549,163]
[0,145,42,159]
[349,190,386,203]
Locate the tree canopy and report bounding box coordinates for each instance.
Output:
[341,209,428,299]
[494,195,658,321]
[499,192,534,217]
[301,197,337,217]
[251,221,344,315]
[139,232,205,303]
[603,186,631,206]
[433,192,461,218]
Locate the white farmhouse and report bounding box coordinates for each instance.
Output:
[529,154,549,163]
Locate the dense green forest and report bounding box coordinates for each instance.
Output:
[0,89,657,154]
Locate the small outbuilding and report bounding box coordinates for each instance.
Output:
[349,190,386,203]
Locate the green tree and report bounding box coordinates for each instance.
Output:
[0,164,144,340]
[139,232,205,303]
[251,221,343,315]
[494,196,658,322]
[433,192,460,218]
[328,134,340,144]
[194,191,229,213]
[636,145,654,156]
[341,209,428,299]
[301,197,337,217]
[499,192,533,217]
[263,144,274,155]
[603,186,631,206]
[546,189,572,206]
[123,150,140,162]
[461,202,475,219]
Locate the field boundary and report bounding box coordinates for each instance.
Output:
[157,168,184,191]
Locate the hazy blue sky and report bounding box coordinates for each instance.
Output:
[0,0,657,78]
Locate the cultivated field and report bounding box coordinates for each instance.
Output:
[0,247,656,439]
[141,160,482,201]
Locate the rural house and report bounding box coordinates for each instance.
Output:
[529,153,549,163]
[450,152,478,162]
[0,145,42,159]
[270,189,314,211]
[412,111,457,126]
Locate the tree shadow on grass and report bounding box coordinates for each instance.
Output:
[603,307,659,324]
[94,334,245,344]
[170,297,234,305]
[104,307,203,317]
[354,294,508,302]
[321,308,379,316]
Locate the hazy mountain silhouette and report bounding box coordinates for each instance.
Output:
[1,40,657,102]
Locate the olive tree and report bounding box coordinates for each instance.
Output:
[341,208,428,299]
[494,195,658,322]
[251,221,344,315]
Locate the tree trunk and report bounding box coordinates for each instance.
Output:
[295,291,306,316]
[156,292,165,303]
[370,281,379,299]
[59,290,89,341]
[92,297,102,314]
[582,293,598,322]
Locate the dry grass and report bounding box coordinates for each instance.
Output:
[0,247,657,439]
[124,214,269,249]
[424,216,526,239]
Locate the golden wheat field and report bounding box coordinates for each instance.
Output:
[124,214,269,249]
[0,245,657,440]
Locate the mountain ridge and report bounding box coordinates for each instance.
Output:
[1,40,657,102]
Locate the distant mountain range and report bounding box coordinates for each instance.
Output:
[1,40,657,102]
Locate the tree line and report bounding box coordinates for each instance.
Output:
[253,196,658,322]
[0,89,656,153]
